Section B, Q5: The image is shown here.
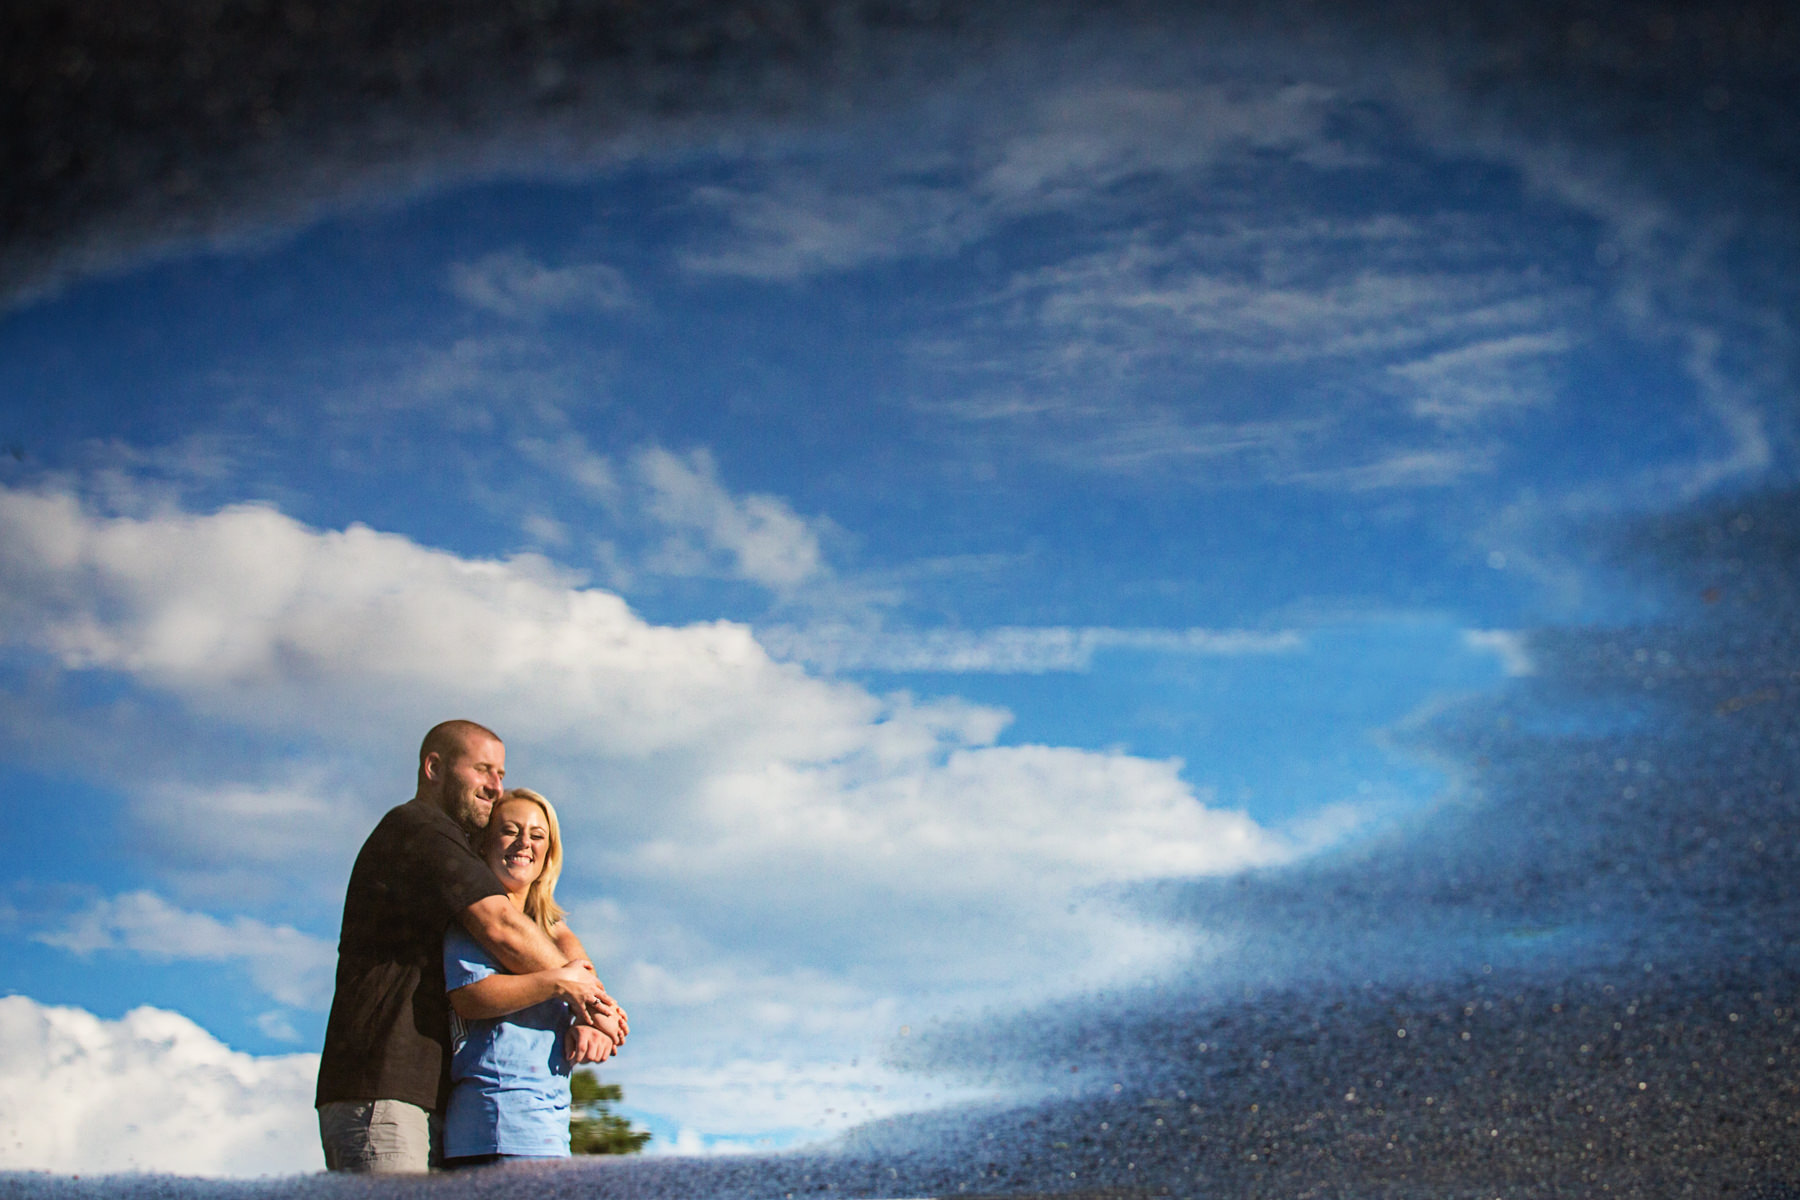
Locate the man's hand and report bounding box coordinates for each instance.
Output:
[545,961,608,1012]
[563,958,629,1046]
[565,1023,617,1064]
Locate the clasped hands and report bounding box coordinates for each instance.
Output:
[553,958,628,1064]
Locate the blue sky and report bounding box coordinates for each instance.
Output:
[0,21,1791,1174]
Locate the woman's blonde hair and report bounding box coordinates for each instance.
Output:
[484,787,566,939]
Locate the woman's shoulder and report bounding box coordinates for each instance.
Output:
[443,923,501,972]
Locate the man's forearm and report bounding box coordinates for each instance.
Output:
[460,895,573,975]
[553,923,588,965]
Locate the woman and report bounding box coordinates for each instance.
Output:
[442,787,622,1166]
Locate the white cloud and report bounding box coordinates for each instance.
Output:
[634,446,828,589]
[37,891,336,1010]
[328,333,590,423]
[662,1127,762,1155]
[757,624,1302,673]
[519,510,570,546]
[0,484,857,763]
[0,484,1306,1148]
[569,898,1198,1147]
[1024,411,1335,474]
[0,996,320,1176]
[448,250,632,320]
[665,744,1276,898]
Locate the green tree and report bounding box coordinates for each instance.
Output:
[570,1070,652,1155]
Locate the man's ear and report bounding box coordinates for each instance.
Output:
[421,751,443,784]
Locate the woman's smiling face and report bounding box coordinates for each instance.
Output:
[483,797,550,895]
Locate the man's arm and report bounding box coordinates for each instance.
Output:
[565,1023,618,1065]
[459,897,623,1030]
[459,894,572,974]
[552,923,588,965]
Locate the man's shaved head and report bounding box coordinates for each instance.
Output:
[418,719,501,783]
[416,720,506,832]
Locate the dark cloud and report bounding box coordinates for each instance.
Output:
[4,0,1795,306]
[0,0,967,303]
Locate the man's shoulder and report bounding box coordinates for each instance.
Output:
[353,799,468,868]
[344,799,495,916]
[369,798,457,839]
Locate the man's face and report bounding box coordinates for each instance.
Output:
[429,732,506,833]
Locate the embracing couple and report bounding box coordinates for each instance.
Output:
[314,720,628,1172]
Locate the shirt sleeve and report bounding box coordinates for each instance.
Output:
[444,924,500,991]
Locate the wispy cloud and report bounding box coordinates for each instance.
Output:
[510,436,834,590]
[515,431,621,502]
[448,250,633,320]
[1403,95,1788,503]
[1284,446,1494,492]
[1464,629,1535,677]
[680,182,978,280]
[1387,331,1574,423]
[1668,326,1773,497]
[634,446,829,590]
[898,209,1582,487]
[38,891,336,1010]
[759,624,1302,673]
[679,81,1349,282]
[994,222,1577,369]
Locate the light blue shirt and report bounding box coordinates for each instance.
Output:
[442,924,573,1158]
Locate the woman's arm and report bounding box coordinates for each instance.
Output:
[449,963,609,1021]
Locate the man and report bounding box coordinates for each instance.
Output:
[315,720,625,1172]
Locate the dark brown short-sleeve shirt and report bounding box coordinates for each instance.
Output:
[315,799,506,1111]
